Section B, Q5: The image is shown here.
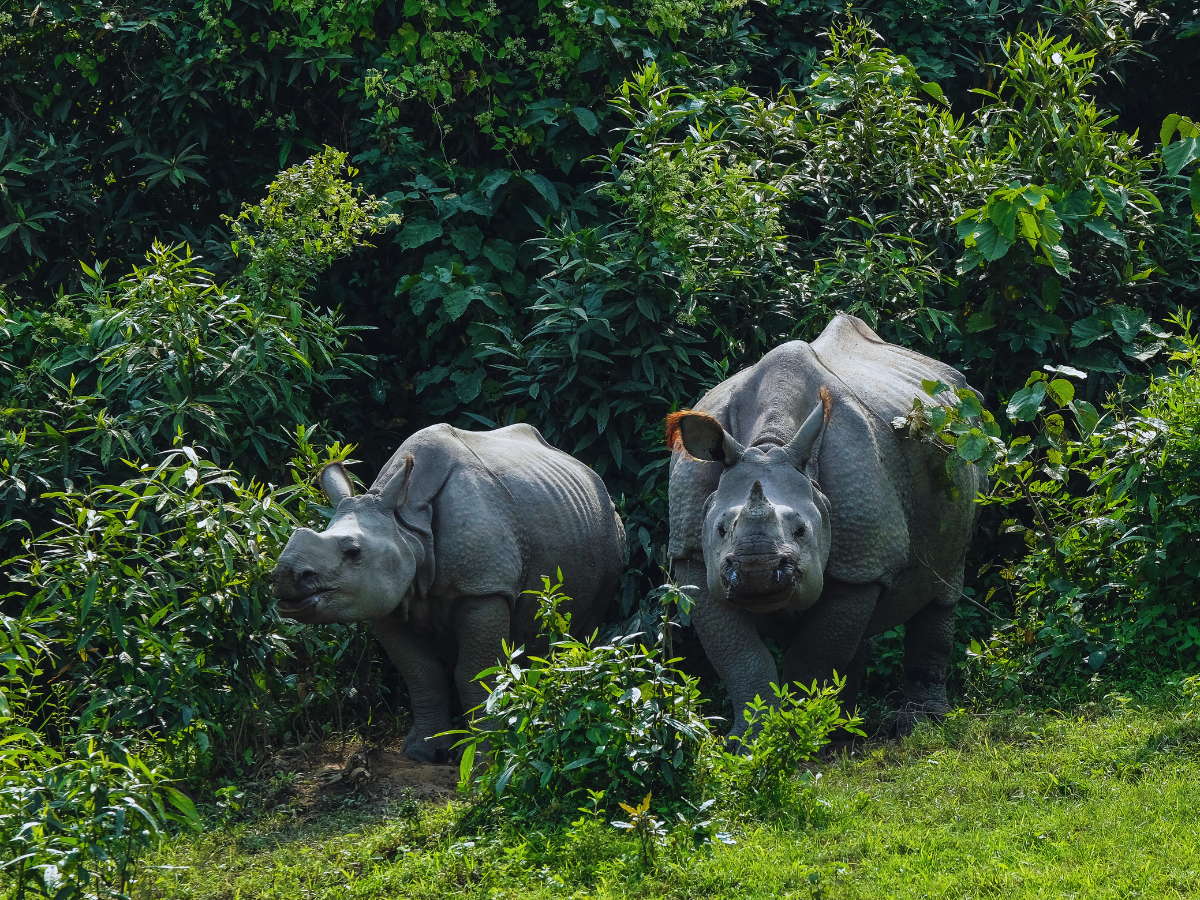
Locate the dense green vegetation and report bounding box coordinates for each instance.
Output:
[2,0,1199,895]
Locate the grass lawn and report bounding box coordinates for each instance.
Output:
[147,697,1200,899]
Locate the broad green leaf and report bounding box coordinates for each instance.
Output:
[973,222,1011,262]
[1071,315,1109,347]
[988,198,1017,243]
[164,787,201,826]
[1042,241,1070,277]
[1163,136,1200,177]
[450,226,485,258]
[573,107,601,135]
[479,170,511,198]
[955,429,989,462]
[1070,399,1101,435]
[1055,188,1092,225]
[398,217,443,250]
[523,173,560,209]
[1006,381,1047,422]
[1073,345,1121,373]
[458,742,476,788]
[966,309,995,332]
[957,392,983,419]
[1083,218,1128,248]
[920,81,945,103]
[1109,305,1148,343]
[1045,378,1074,406]
[1092,179,1128,221]
[482,238,516,273]
[1017,208,1041,243]
[451,368,486,403]
[1161,113,1182,146]
[441,284,483,321]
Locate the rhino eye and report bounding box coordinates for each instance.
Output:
[344,547,362,560]
[793,525,805,539]
[717,523,727,538]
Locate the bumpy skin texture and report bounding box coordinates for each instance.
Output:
[273,423,626,762]
[668,314,983,737]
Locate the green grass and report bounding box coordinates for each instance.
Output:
[145,697,1200,899]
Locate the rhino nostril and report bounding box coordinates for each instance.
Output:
[299,568,318,584]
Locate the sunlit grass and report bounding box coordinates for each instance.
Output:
[148,698,1200,899]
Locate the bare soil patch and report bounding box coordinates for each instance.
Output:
[264,743,460,817]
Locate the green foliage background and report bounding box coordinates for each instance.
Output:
[1,0,1200,891]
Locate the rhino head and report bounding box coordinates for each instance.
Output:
[670,391,833,614]
[272,459,427,624]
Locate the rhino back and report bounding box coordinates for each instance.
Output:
[810,313,976,422]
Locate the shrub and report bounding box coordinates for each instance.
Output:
[697,680,863,820]
[454,575,713,822]
[910,314,1200,695]
[0,734,199,900]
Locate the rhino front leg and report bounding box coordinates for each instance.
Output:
[678,558,777,740]
[452,596,511,720]
[782,579,881,713]
[372,615,454,764]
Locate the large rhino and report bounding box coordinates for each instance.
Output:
[667,314,984,737]
[272,423,626,762]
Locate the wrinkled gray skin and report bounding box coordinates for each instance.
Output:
[273,423,626,763]
[668,314,984,737]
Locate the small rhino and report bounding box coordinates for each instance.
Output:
[667,314,984,737]
[272,423,626,762]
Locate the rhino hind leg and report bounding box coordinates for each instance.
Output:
[372,616,455,764]
[894,590,958,737]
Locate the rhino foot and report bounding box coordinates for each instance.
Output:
[891,698,951,738]
[402,730,455,765]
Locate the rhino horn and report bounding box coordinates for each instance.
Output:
[374,454,414,510]
[743,480,773,521]
[320,463,355,505]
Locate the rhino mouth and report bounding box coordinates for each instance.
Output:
[275,591,328,616]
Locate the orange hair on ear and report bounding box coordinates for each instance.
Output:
[820,385,834,424]
[665,410,689,452]
[666,410,727,459]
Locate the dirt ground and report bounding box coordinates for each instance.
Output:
[266,742,462,815]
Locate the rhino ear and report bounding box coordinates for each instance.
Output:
[319,463,355,505]
[667,411,745,467]
[375,454,414,511]
[786,386,834,475]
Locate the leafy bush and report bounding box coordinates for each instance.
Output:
[0,731,199,900]
[907,316,1200,695]
[9,445,327,754]
[455,576,713,822]
[697,680,863,820]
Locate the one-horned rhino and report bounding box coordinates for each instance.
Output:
[272,423,626,762]
[667,314,984,737]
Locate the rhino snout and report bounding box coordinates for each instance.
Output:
[721,552,800,600]
[272,564,323,599]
